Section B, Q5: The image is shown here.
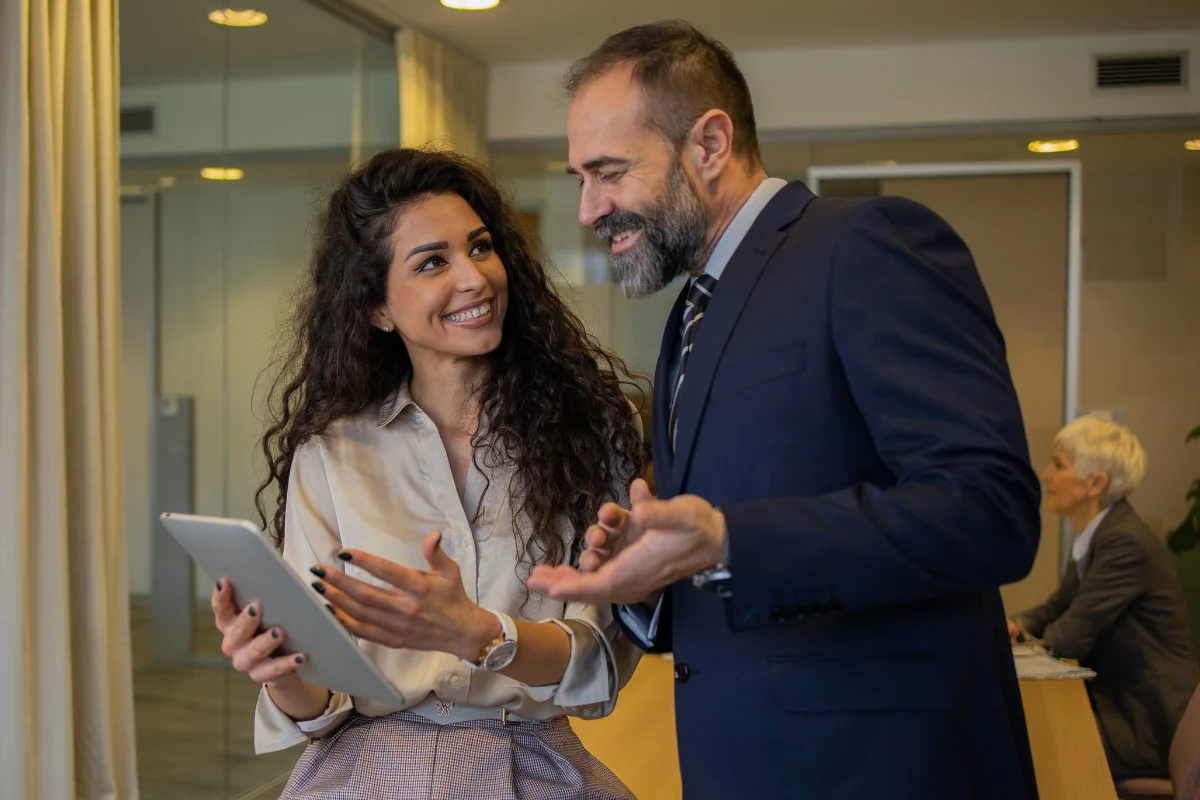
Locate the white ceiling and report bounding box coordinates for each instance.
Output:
[358,0,1200,64]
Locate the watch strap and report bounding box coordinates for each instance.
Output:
[471,610,517,669]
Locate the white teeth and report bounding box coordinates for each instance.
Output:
[445,301,490,323]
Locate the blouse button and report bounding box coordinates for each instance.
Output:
[449,674,462,687]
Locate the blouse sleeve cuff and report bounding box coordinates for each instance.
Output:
[523,617,616,719]
[253,685,353,754]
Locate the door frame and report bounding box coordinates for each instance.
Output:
[807,160,1083,574]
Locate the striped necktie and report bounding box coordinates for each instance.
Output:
[669,273,718,450]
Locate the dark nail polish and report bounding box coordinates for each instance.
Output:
[311,581,326,595]
[337,551,352,561]
[310,566,326,578]
[216,580,223,591]
[325,603,336,615]
[247,606,257,618]
[294,655,304,664]
[271,628,280,640]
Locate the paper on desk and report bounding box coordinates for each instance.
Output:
[1012,646,1096,680]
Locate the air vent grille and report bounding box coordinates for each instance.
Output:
[1095,54,1185,88]
[120,106,154,134]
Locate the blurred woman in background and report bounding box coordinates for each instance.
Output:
[1009,415,1199,782]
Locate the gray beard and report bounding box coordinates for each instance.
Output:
[594,163,709,299]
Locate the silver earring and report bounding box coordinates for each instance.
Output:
[382,325,390,332]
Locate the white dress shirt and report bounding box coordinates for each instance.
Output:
[254,381,641,753]
[1072,504,1114,576]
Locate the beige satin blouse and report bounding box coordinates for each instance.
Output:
[254,381,641,753]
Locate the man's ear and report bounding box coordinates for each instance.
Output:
[685,109,736,186]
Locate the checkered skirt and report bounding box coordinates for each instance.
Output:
[280,710,635,800]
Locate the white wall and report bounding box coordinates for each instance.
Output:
[120,70,399,158]
[488,30,1200,141]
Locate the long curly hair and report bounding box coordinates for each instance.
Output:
[255,148,643,575]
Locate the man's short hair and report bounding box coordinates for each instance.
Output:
[564,20,762,167]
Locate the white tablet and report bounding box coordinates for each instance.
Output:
[160,512,405,706]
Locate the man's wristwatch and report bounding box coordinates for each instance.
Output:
[692,532,733,599]
[469,610,519,672]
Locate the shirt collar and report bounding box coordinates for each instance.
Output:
[700,177,789,281]
[1072,503,1114,570]
[376,380,417,428]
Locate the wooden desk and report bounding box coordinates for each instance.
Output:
[1019,676,1118,800]
[572,656,1118,800]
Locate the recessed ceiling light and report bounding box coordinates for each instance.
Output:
[1186,139,1200,151]
[1028,139,1079,154]
[158,176,177,188]
[440,0,500,9]
[201,167,244,181]
[208,9,268,27]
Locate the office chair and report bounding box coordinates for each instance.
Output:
[1118,682,1200,800]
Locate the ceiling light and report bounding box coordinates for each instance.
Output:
[1028,139,1079,154]
[158,176,177,188]
[440,0,500,9]
[201,167,244,181]
[208,9,268,27]
[1186,139,1200,151]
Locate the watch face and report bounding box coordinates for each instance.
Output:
[483,639,518,671]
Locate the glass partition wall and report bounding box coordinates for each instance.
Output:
[118,2,398,797]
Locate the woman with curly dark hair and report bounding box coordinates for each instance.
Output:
[208,148,644,799]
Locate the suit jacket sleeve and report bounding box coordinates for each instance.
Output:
[724,198,1041,630]
[1041,531,1148,660]
[1016,572,1075,638]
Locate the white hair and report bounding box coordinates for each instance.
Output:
[1054,416,1147,505]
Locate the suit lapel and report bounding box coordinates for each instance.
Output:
[667,182,817,496]
[651,284,688,496]
[1079,500,1129,577]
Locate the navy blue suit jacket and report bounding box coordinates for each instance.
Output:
[636,182,1042,799]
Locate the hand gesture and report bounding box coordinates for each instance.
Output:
[577,478,654,574]
[312,531,499,662]
[527,484,727,605]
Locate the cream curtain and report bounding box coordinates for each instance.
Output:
[0,1,138,799]
[397,26,489,161]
